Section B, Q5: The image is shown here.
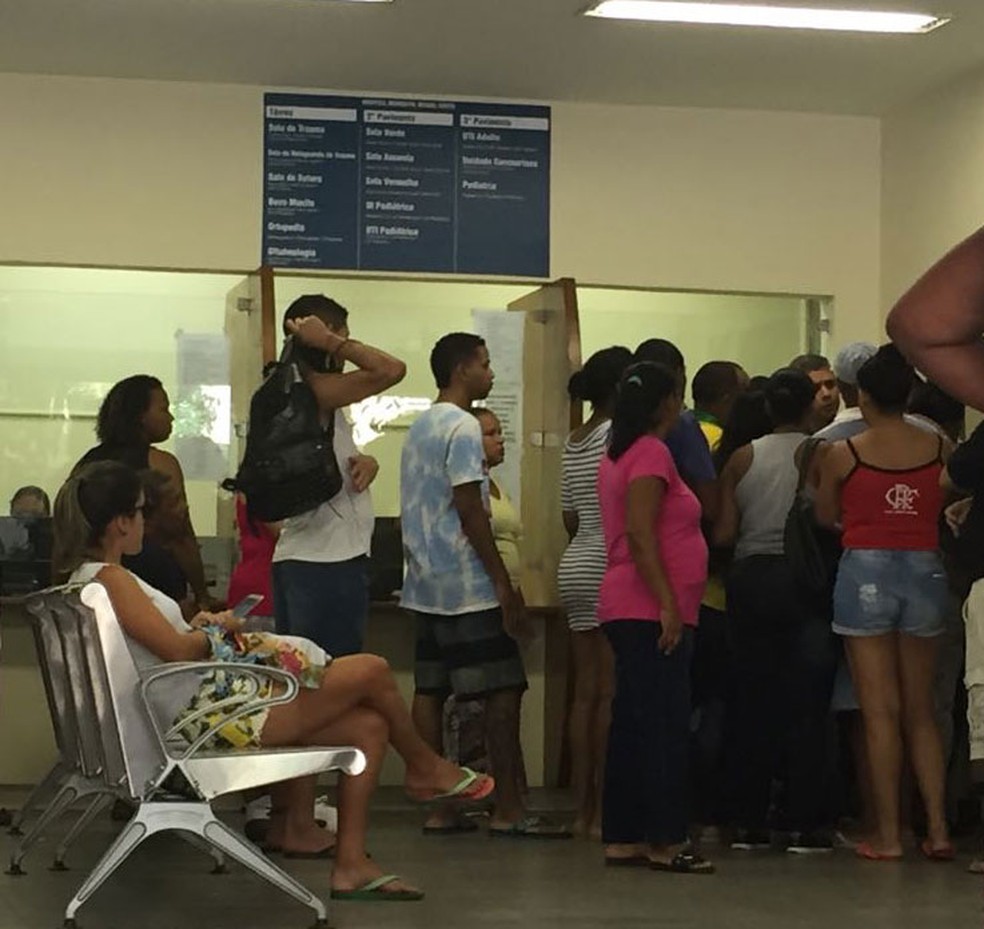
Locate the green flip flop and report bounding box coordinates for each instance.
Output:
[412,767,495,805]
[330,875,425,902]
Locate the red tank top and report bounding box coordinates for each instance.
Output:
[840,437,944,551]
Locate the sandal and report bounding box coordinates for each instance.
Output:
[410,768,495,805]
[604,855,651,868]
[650,851,715,875]
[489,816,573,839]
[423,816,480,835]
[856,842,903,862]
[330,874,424,902]
[920,839,956,862]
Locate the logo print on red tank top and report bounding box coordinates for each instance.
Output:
[885,483,919,515]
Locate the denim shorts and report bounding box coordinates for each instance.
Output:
[832,549,948,639]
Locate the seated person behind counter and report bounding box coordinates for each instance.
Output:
[54,460,494,902]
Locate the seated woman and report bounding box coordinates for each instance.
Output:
[53,460,493,902]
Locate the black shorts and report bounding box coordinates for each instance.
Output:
[413,608,528,700]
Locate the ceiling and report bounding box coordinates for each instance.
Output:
[2,0,983,115]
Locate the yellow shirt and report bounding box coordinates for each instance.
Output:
[490,482,522,587]
[699,419,723,454]
[697,416,727,612]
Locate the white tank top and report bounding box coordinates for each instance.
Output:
[70,561,199,726]
[734,433,804,560]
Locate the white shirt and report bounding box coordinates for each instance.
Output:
[814,407,941,442]
[272,410,375,564]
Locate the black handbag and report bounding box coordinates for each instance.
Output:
[222,338,343,521]
[783,438,842,599]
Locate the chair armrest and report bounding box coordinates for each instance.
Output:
[140,662,300,760]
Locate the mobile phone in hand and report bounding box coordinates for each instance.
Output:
[231,594,265,619]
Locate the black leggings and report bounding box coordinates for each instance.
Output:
[602,620,694,846]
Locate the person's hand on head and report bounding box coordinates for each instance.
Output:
[286,315,345,353]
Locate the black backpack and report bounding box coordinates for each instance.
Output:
[222,338,343,521]
[784,437,842,601]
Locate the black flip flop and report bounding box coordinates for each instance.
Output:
[263,845,336,859]
[604,855,650,868]
[650,851,715,875]
[422,819,480,835]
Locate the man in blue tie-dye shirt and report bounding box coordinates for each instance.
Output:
[401,333,569,838]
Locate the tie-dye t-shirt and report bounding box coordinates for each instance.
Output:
[400,403,499,615]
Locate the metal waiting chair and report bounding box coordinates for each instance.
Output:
[7,586,120,873]
[19,582,366,928]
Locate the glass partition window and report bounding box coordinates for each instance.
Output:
[274,275,531,516]
[273,276,809,518]
[578,289,807,382]
[0,266,244,535]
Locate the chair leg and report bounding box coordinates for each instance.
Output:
[51,793,115,871]
[9,761,68,836]
[201,816,328,925]
[64,816,150,924]
[176,830,227,874]
[7,780,82,875]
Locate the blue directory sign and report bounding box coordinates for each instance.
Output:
[263,93,550,277]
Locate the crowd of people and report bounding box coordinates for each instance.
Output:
[38,244,984,899]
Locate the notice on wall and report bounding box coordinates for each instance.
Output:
[472,309,525,511]
[263,93,550,277]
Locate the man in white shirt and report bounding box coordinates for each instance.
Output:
[271,295,406,657]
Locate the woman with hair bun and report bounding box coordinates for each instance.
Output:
[597,362,712,873]
[817,345,954,863]
[714,368,837,854]
[558,346,632,838]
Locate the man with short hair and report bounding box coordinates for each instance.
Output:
[692,361,750,453]
[789,354,840,433]
[272,294,407,657]
[812,343,876,443]
[402,333,567,838]
[635,339,718,519]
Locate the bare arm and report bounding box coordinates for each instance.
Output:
[887,225,984,409]
[287,316,406,410]
[815,442,852,529]
[711,445,752,548]
[147,449,211,605]
[96,565,209,662]
[691,480,720,524]
[453,482,524,637]
[453,482,513,591]
[625,476,682,654]
[562,510,580,542]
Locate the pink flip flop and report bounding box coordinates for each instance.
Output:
[856,842,903,862]
[920,839,956,862]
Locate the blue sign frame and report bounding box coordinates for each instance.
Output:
[263,93,550,277]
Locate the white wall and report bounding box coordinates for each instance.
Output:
[0,72,882,347]
[882,66,984,311]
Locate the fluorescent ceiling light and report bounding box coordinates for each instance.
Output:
[585,2,950,34]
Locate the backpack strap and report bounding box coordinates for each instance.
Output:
[796,438,824,493]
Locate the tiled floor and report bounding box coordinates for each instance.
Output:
[0,790,980,929]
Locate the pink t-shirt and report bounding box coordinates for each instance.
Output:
[597,435,708,625]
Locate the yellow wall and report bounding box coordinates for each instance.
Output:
[0,73,882,347]
[882,65,984,310]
